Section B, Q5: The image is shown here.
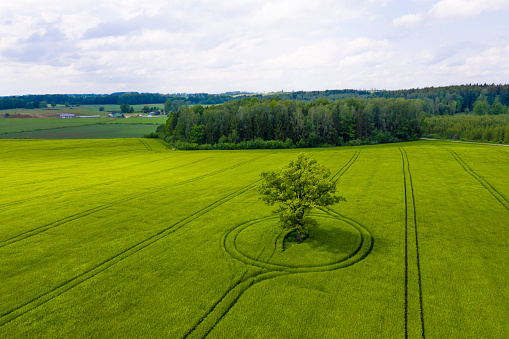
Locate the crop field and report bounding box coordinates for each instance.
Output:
[0,117,166,139]
[0,140,508,338]
[1,104,165,117]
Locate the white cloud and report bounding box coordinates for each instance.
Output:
[392,14,423,28]
[0,0,508,94]
[429,0,509,19]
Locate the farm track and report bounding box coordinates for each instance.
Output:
[139,139,152,151]
[0,146,172,191]
[183,226,288,339]
[183,150,369,338]
[399,147,425,339]
[449,150,509,212]
[0,155,213,210]
[0,156,259,247]
[0,176,261,327]
[330,150,361,181]
[498,149,509,158]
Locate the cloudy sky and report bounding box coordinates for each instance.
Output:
[0,0,508,95]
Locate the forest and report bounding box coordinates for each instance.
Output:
[155,85,509,149]
[155,97,424,149]
[424,114,509,144]
[2,83,509,114]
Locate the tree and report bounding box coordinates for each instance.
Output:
[258,154,345,242]
[120,103,131,113]
[473,95,490,115]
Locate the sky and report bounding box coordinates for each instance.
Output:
[0,0,508,95]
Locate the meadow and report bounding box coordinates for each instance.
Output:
[0,139,508,338]
[0,116,166,139]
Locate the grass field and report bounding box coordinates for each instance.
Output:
[0,117,166,139]
[0,140,508,338]
[1,104,165,117]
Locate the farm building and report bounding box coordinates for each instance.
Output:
[60,114,75,118]
[112,113,125,118]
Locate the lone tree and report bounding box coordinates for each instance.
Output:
[258,153,345,242]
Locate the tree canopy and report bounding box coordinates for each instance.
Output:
[258,154,345,241]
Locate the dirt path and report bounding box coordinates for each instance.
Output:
[420,138,509,147]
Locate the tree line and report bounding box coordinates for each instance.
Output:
[3,84,509,115]
[154,97,425,149]
[423,114,509,144]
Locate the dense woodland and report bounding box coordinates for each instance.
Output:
[154,84,509,149]
[155,97,425,149]
[424,114,509,144]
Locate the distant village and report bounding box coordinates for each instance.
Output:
[60,111,162,119]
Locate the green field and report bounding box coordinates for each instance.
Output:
[0,117,166,139]
[0,140,508,338]
[1,104,165,117]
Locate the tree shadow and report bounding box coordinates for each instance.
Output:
[305,224,361,255]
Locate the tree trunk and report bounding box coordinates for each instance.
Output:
[297,230,303,242]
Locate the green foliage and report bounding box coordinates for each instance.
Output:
[258,154,345,239]
[120,103,134,113]
[159,97,423,148]
[424,114,509,143]
[189,125,205,144]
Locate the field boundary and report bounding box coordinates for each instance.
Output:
[448,149,509,212]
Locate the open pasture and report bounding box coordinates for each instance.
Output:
[0,140,508,338]
[0,117,166,139]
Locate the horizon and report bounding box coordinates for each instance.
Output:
[2,83,509,98]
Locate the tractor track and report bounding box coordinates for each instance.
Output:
[0,155,213,210]
[399,147,426,339]
[0,151,178,192]
[448,149,509,212]
[330,150,361,181]
[400,147,425,339]
[182,151,369,338]
[0,156,262,248]
[0,178,260,327]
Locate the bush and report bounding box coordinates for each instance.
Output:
[143,132,158,138]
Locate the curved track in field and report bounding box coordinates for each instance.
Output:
[182,150,369,339]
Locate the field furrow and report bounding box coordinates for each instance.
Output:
[1,140,507,338]
[400,147,425,339]
[448,149,509,211]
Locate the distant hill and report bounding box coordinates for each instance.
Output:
[2,84,508,114]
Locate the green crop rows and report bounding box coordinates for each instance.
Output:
[0,117,167,139]
[0,139,508,338]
